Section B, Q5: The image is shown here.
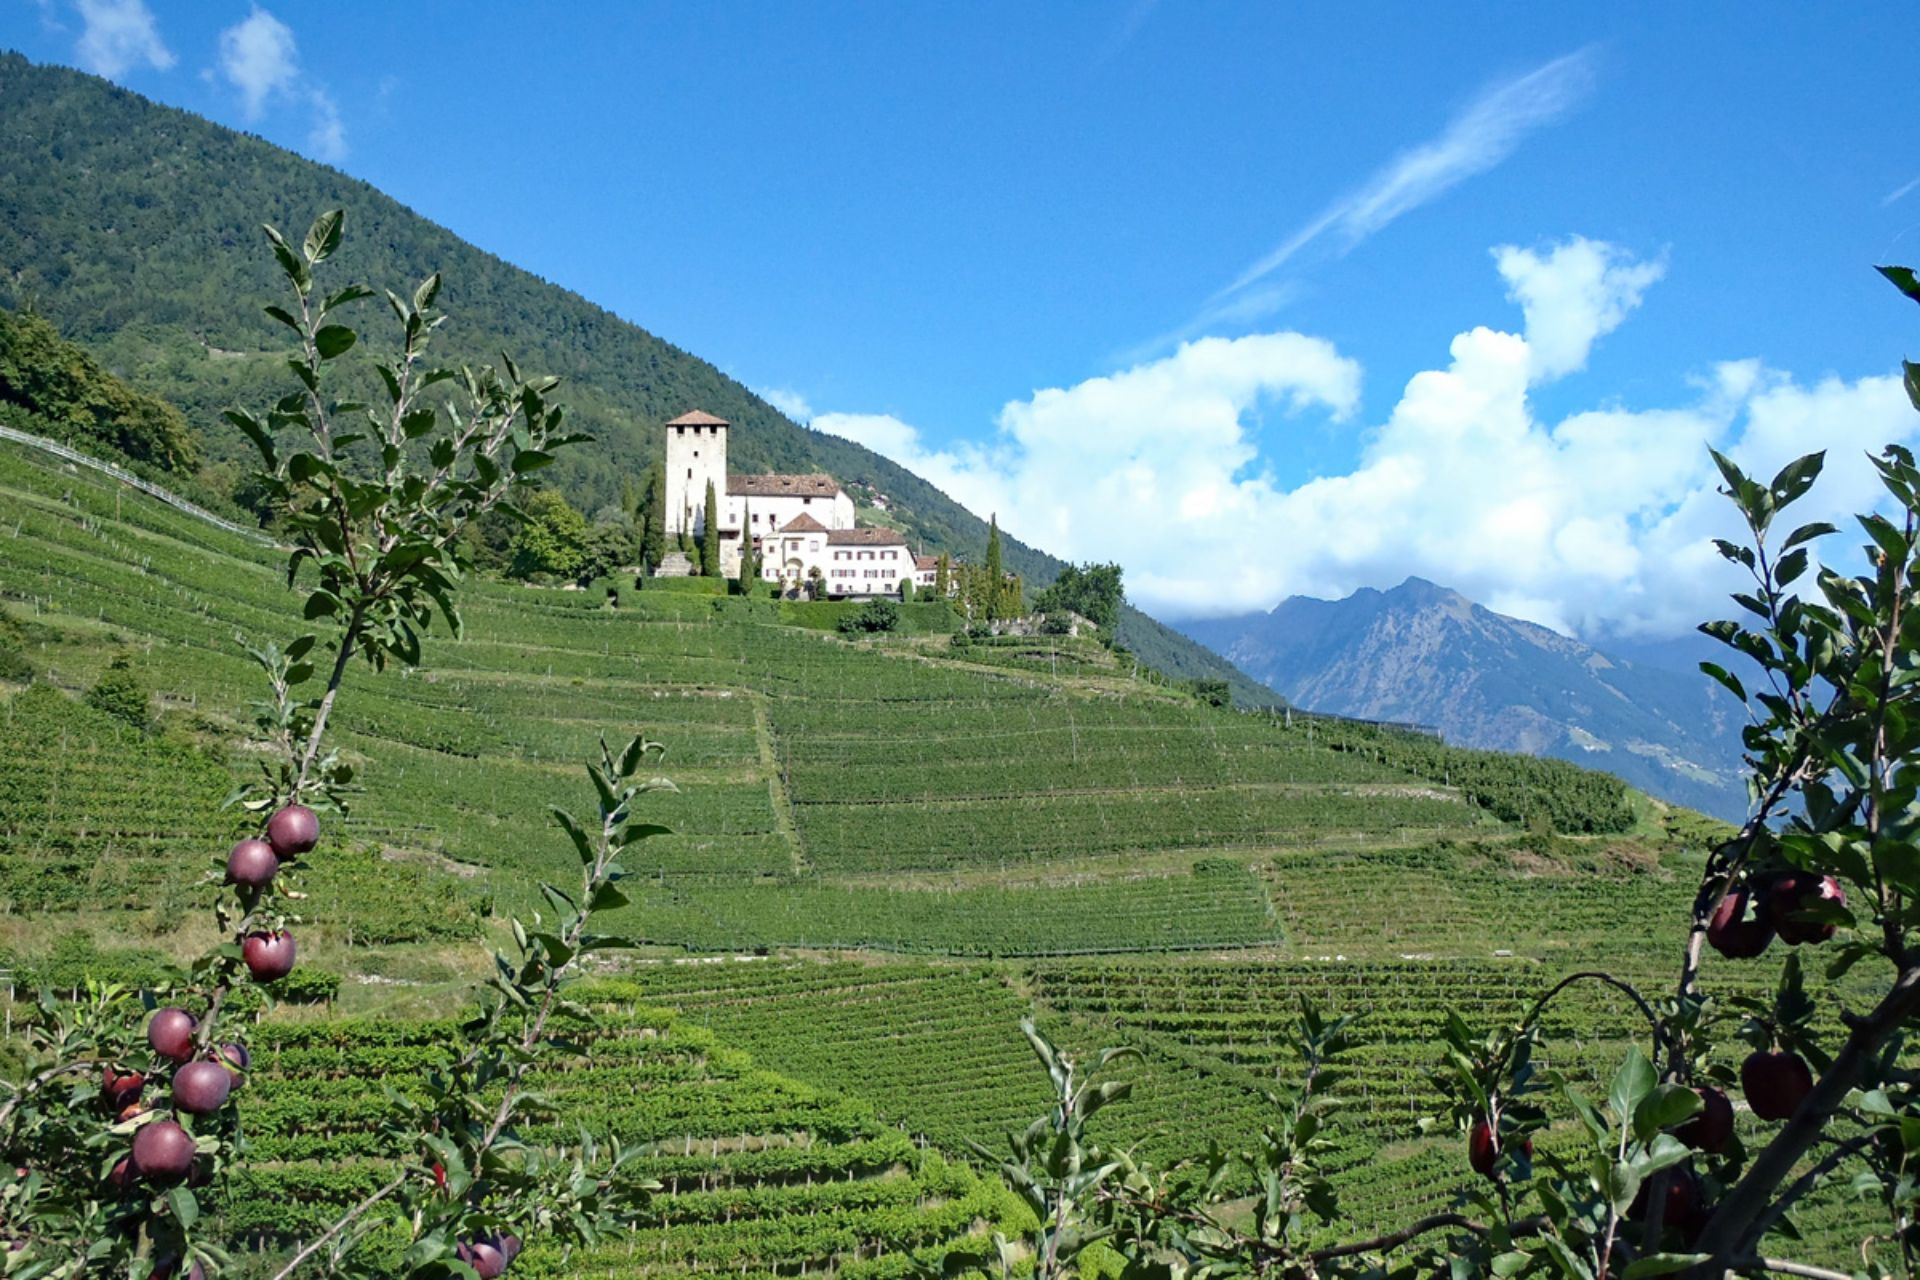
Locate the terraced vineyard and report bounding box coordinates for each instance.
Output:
[226,990,1023,1280]
[11,434,1850,1273]
[0,437,1600,954]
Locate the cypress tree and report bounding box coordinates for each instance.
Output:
[735,502,759,594]
[635,462,666,572]
[934,552,951,598]
[983,515,1006,621]
[700,480,721,577]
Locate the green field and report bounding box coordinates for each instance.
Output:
[2,436,1867,1273]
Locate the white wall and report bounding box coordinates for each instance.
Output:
[665,423,729,537]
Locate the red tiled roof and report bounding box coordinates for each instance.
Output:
[728,473,841,498]
[914,556,939,570]
[777,514,829,534]
[827,528,908,546]
[666,410,729,427]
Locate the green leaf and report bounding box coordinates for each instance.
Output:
[322,283,375,313]
[512,449,555,475]
[303,209,345,263]
[1609,1044,1655,1124]
[1878,264,1920,304]
[1782,520,1838,550]
[303,590,339,620]
[314,324,357,359]
[589,882,630,912]
[167,1185,199,1229]
[1634,1084,1704,1141]
[620,822,673,846]
[1605,1160,1642,1216]
[414,272,442,312]
[1636,1133,1694,1176]
[1492,1252,1533,1277]
[223,408,278,471]
[262,222,310,291]
[1699,661,1746,703]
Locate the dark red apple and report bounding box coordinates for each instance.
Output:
[226,838,279,889]
[117,1101,150,1124]
[1706,885,1773,958]
[1742,1050,1814,1121]
[1467,1120,1529,1177]
[172,1061,232,1115]
[1768,871,1846,945]
[101,1066,144,1110]
[456,1239,507,1278]
[106,1157,135,1191]
[147,1008,198,1063]
[151,1256,206,1280]
[266,804,319,859]
[496,1234,522,1263]
[1630,1167,1700,1226]
[1677,1086,1734,1153]
[217,1042,250,1076]
[131,1119,196,1181]
[242,930,297,981]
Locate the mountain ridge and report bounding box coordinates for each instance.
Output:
[0,50,1275,705]
[1177,576,1749,819]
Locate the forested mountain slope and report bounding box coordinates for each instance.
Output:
[0,51,1271,701]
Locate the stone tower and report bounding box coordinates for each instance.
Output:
[663,409,729,539]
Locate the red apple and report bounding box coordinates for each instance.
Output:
[242,930,297,982]
[101,1066,144,1110]
[147,1008,198,1063]
[1631,1167,1700,1226]
[106,1157,135,1191]
[267,804,319,859]
[457,1239,507,1278]
[1677,1086,1734,1154]
[117,1101,150,1123]
[1467,1120,1529,1178]
[1768,871,1846,945]
[226,838,279,889]
[1742,1050,1814,1121]
[131,1119,196,1182]
[496,1234,522,1263]
[172,1061,232,1115]
[218,1042,250,1076]
[1706,885,1773,958]
[151,1256,205,1280]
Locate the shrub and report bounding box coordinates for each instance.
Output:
[83,652,148,728]
[837,598,901,635]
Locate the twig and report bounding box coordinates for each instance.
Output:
[269,1171,405,1280]
[1309,1212,1548,1262]
[1741,1257,1855,1280]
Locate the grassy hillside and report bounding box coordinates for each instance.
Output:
[0,438,1867,1271]
[0,50,1272,702]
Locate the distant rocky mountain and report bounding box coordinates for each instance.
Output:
[1177,578,1750,820]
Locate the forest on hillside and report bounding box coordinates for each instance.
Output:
[0,51,1271,702]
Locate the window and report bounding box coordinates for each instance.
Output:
[809,540,821,552]
[804,497,812,505]
[692,450,699,458]
[686,468,692,479]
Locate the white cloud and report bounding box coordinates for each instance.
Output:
[1493,237,1666,381]
[757,387,815,422]
[306,88,346,163]
[815,237,1915,640]
[215,7,347,160]
[73,0,174,79]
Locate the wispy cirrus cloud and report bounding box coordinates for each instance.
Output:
[1129,48,1599,358]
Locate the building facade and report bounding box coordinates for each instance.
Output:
[659,409,909,595]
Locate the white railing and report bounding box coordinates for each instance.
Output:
[0,423,272,545]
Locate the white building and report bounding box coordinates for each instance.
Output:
[660,409,908,596]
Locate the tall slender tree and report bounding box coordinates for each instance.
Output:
[699,480,721,577]
[735,502,759,594]
[934,552,952,598]
[983,515,1007,621]
[633,461,666,572]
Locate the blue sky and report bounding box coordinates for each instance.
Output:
[9,2,1920,635]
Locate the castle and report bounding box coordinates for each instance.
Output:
[663,410,934,598]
